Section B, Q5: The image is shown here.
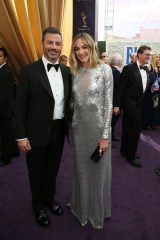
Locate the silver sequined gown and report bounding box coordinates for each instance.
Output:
[69,63,113,229]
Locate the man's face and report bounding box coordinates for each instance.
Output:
[138,50,151,65]
[42,33,62,63]
[100,52,107,63]
[0,51,7,66]
[61,58,68,66]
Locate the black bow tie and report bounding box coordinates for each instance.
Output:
[140,65,147,71]
[47,63,60,72]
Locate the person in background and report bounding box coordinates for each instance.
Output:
[68,32,113,229]
[141,53,160,130]
[113,45,151,168]
[15,27,71,227]
[130,52,137,63]
[108,53,123,145]
[100,51,108,64]
[59,54,68,66]
[143,53,160,177]
[0,47,17,166]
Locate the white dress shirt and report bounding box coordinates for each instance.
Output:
[137,60,147,92]
[42,56,65,120]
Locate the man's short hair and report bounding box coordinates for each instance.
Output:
[137,45,151,56]
[0,47,8,58]
[42,27,62,42]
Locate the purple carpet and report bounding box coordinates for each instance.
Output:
[0,116,160,240]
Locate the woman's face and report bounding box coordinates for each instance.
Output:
[74,39,89,67]
[155,55,159,62]
[155,55,160,66]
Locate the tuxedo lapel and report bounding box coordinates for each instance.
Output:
[132,63,143,93]
[33,59,69,101]
[0,63,10,76]
[0,63,7,73]
[34,59,54,99]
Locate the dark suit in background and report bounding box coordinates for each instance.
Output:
[0,62,15,164]
[113,44,151,167]
[111,66,121,140]
[117,62,149,159]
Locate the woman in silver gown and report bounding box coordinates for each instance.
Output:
[69,33,113,229]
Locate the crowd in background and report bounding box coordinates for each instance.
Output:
[100,50,160,132]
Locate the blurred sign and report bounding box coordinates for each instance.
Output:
[125,46,138,64]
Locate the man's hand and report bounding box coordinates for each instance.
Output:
[17,139,31,153]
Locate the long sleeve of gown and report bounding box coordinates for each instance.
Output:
[100,64,113,139]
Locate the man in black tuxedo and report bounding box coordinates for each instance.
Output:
[0,48,15,166]
[113,45,151,167]
[109,54,123,143]
[15,27,71,227]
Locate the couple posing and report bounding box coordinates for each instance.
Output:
[15,27,113,229]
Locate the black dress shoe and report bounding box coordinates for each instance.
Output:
[154,168,160,176]
[35,210,50,227]
[121,153,140,159]
[127,158,142,167]
[0,160,11,166]
[45,201,64,216]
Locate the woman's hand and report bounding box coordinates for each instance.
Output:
[98,138,109,156]
[151,85,159,92]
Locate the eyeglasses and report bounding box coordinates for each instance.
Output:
[142,53,151,57]
[101,56,106,58]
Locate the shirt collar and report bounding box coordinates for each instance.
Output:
[0,62,7,69]
[113,65,120,71]
[137,60,146,69]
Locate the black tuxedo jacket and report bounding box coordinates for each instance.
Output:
[111,66,121,88]
[0,63,15,120]
[114,62,149,115]
[111,66,121,106]
[15,58,72,147]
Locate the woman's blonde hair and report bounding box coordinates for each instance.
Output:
[150,53,160,74]
[69,32,100,75]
